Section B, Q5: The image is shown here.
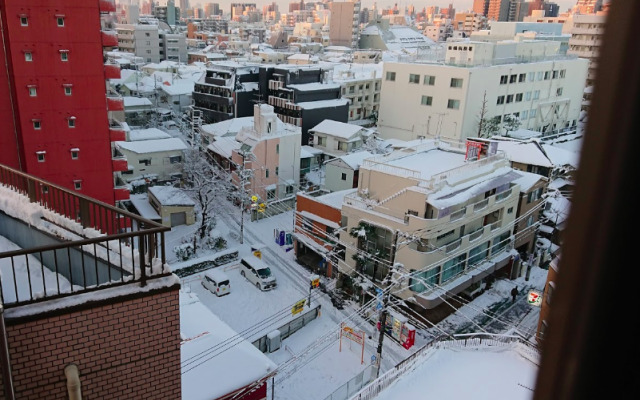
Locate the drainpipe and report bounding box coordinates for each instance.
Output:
[0,305,16,400]
[64,364,82,400]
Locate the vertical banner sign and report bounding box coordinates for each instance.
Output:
[339,323,365,364]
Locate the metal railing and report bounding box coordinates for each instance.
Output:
[0,164,171,308]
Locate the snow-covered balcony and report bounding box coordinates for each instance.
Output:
[112,156,128,172]
[107,95,124,111]
[0,163,170,308]
[101,30,118,47]
[104,62,121,80]
[99,0,116,13]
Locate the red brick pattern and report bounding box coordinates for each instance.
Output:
[1,288,181,399]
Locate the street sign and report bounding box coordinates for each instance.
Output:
[292,299,306,315]
[527,290,542,306]
[310,274,320,288]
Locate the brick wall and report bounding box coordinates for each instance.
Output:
[0,287,181,399]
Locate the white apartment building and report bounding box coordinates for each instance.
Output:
[116,24,161,63]
[339,140,522,310]
[567,13,607,88]
[377,40,589,142]
[331,63,382,122]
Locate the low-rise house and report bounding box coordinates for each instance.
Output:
[123,96,154,126]
[158,79,195,115]
[148,186,196,227]
[308,120,373,158]
[323,150,374,193]
[116,137,188,185]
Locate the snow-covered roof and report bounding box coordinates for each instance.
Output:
[315,188,357,209]
[123,96,153,107]
[160,79,195,96]
[201,117,254,138]
[300,145,323,158]
[129,194,161,220]
[148,186,195,207]
[507,129,543,140]
[541,142,581,168]
[310,120,363,139]
[116,138,188,154]
[180,291,276,400]
[512,170,547,192]
[129,128,171,141]
[298,99,349,110]
[207,137,241,159]
[329,150,375,170]
[287,82,341,91]
[494,140,553,168]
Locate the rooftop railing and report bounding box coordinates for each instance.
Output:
[0,164,171,308]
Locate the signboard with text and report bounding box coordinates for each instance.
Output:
[528,290,542,306]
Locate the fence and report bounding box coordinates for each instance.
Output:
[252,305,321,353]
[322,365,376,400]
[0,163,171,308]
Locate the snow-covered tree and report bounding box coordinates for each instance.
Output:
[502,114,522,136]
[362,134,389,155]
[182,148,233,250]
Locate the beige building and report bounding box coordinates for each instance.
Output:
[329,0,361,48]
[308,119,371,158]
[338,140,522,316]
[148,186,196,227]
[377,40,589,142]
[567,12,607,89]
[116,24,161,63]
[331,63,382,122]
[116,137,187,184]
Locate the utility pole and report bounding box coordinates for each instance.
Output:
[239,150,246,244]
[375,230,399,379]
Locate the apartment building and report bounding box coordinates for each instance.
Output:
[338,140,522,320]
[116,23,161,63]
[0,164,180,399]
[377,40,588,142]
[0,0,128,206]
[567,12,607,90]
[453,12,488,37]
[328,0,361,48]
[159,30,187,62]
[229,104,301,204]
[331,63,382,123]
[192,61,261,123]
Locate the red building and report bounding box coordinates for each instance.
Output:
[0,0,128,205]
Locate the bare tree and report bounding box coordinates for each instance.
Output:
[476,91,489,138]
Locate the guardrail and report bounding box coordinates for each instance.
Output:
[0,163,171,308]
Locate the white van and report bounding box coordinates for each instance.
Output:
[202,269,231,297]
[239,256,277,291]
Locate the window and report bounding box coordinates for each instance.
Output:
[146,50,151,54]
[276,144,279,154]
[552,70,559,79]
[145,32,150,37]
[341,173,347,181]
[275,166,279,175]
[537,71,543,81]
[447,99,460,110]
[28,86,37,96]
[526,214,535,227]
[20,16,28,26]
[57,17,65,27]
[60,52,68,61]
[385,71,396,81]
[546,282,555,305]
[71,149,79,159]
[560,69,566,78]
[507,207,513,214]
[146,41,151,45]
[424,75,435,85]
[349,86,355,93]
[450,78,463,88]
[506,94,514,103]
[139,159,151,166]
[33,120,41,130]
[265,169,269,178]
[409,73,420,83]
[500,75,508,84]
[521,110,528,120]
[556,87,563,96]
[528,72,535,82]
[169,155,181,164]
[497,96,505,105]
[64,86,72,96]
[530,109,537,117]
[36,151,46,162]
[421,95,433,106]
[533,90,540,100]
[525,91,532,101]
[25,52,32,62]
[317,136,326,146]
[68,117,75,128]
[515,93,523,102]
[267,189,275,200]
[544,71,550,80]
[518,73,526,82]
[74,180,82,190]
[509,74,517,83]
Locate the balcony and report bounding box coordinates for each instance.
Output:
[114,186,130,201]
[109,127,126,141]
[205,76,232,86]
[192,91,233,107]
[104,63,121,80]
[101,30,119,47]
[107,96,124,111]
[112,157,128,172]
[0,163,170,308]
[99,0,116,13]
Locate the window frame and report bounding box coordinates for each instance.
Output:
[385,71,396,81]
[421,95,433,106]
[57,16,65,27]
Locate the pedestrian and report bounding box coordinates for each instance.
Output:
[511,286,518,303]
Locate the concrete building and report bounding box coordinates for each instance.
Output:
[359,18,436,51]
[0,164,180,399]
[116,136,188,184]
[453,12,489,37]
[376,40,589,142]
[567,13,607,89]
[0,0,128,205]
[331,63,383,123]
[329,0,361,48]
[159,30,187,62]
[148,185,196,227]
[338,140,522,320]
[116,24,161,63]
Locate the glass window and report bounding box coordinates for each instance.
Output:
[525,91,532,101]
[21,16,29,26]
[421,95,432,106]
[556,87,563,96]
[506,94,514,103]
[74,181,82,190]
[33,120,41,130]
[518,73,526,82]
[275,166,279,175]
[491,232,511,255]
[530,109,537,117]
[409,74,420,84]
[450,78,463,88]
[533,90,540,100]
[36,152,45,162]
[441,254,466,282]
[265,169,269,178]
[552,70,559,79]
[64,87,72,96]
[497,96,505,105]
[385,71,396,81]
[510,74,517,83]
[521,110,528,120]
[28,87,37,96]
[409,266,441,293]
[500,75,508,84]
[60,52,68,61]
[71,150,79,159]
[68,118,75,128]
[57,17,65,27]
[544,71,550,80]
[537,71,543,80]
[468,241,490,267]
[528,72,535,82]
[447,99,460,109]
[25,52,32,62]
[424,75,435,85]
[515,93,523,102]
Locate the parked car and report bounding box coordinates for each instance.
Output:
[202,269,231,297]
[239,256,277,291]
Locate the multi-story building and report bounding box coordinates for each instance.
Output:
[192,61,261,123]
[260,65,349,145]
[203,2,221,17]
[154,0,179,25]
[473,0,490,16]
[116,23,161,63]
[331,63,382,123]
[567,12,607,89]
[0,164,180,399]
[487,0,511,21]
[329,0,361,48]
[338,140,522,320]
[159,30,187,62]
[377,40,589,142]
[453,12,488,37]
[229,104,301,205]
[574,0,603,14]
[0,0,128,206]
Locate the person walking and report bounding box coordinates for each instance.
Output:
[511,286,518,303]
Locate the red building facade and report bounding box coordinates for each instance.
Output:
[0,0,126,205]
